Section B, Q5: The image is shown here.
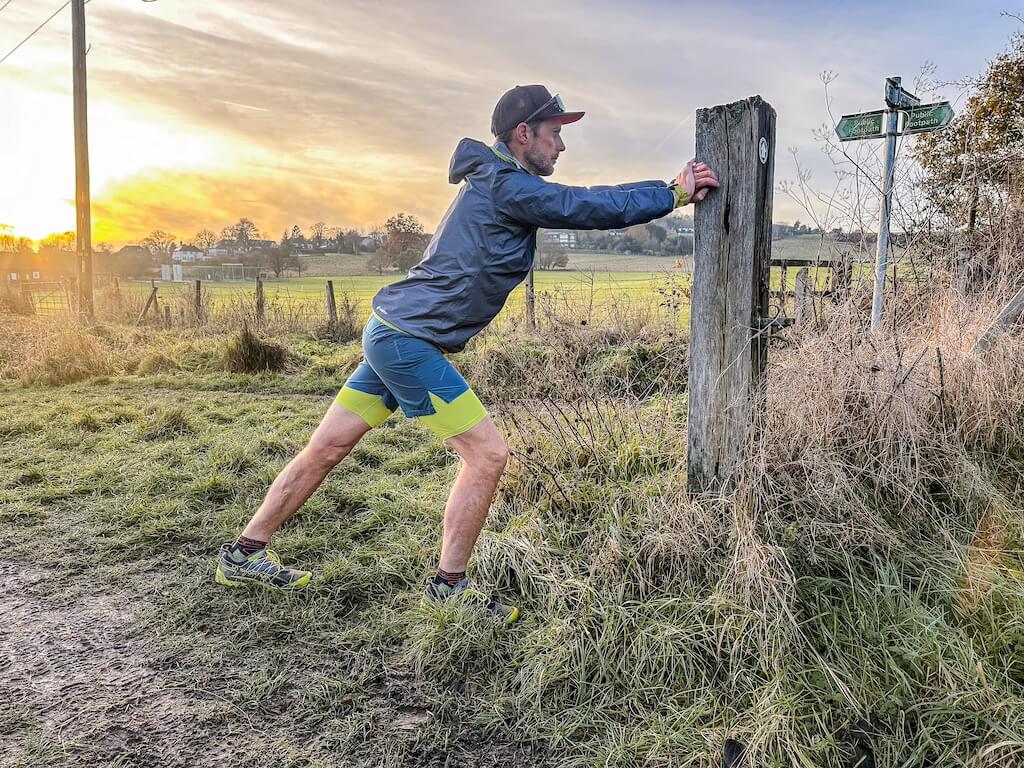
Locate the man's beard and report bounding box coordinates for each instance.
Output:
[523,146,555,176]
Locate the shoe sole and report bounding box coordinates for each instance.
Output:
[215,565,311,591]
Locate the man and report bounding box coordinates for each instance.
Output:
[216,85,719,622]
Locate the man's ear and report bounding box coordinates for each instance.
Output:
[512,122,530,146]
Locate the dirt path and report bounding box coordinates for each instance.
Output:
[0,560,228,768]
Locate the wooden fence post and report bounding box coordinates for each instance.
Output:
[194,279,203,325]
[255,275,265,326]
[135,284,158,325]
[687,95,776,495]
[832,253,853,302]
[794,267,811,325]
[525,266,536,329]
[163,304,171,328]
[325,280,338,324]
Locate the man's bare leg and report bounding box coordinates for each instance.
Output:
[438,417,510,573]
[241,402,372,541]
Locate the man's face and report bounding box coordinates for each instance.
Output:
[522,119,565,177]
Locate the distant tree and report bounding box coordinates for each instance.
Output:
[266,247,301,278]
[36,231,77,274]
[342,228,362,254]
[142,229,176,259]
[310,221,328,249]
[0,224,14,253]
[646,223,667,244]
[536,246,569,270]
[222,218,259,252]
[675,234,694,256]
[916,31,1024,231]
[366,250,392,275]
[329,226,344,252]
[367,227,387,253]
[194,229,217,255]
[384,212,427,270]
[290,224,304,242]
[39,231,76,253]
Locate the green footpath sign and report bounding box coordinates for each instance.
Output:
[901,101,954,135]
[835,110,886,141]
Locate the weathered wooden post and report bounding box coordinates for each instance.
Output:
[194,279,203,325]
[325,280,338,325]
[525,266,536,329]
[832,253,853,302]
[794,267,812,325]
[255,275,265,326]
[687,96,776,495]
[135,283,158,325]
[163,304,171,328]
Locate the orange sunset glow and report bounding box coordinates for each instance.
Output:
[1,0,1010,245]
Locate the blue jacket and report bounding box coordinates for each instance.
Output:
[371,138,675,352]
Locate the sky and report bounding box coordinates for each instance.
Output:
[0,0,1019,245]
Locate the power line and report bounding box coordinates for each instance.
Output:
[0,0,72,66]
[0,1,17,14]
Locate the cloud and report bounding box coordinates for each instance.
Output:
[2,0,1014,241]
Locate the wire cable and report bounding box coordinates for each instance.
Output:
[0,0,17,14]
[0,0,72,66]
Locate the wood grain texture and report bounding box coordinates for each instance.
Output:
[687,96,775,495]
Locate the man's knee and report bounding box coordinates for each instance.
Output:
[468,439,509,476]
[306,432,361,469]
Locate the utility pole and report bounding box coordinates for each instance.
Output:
[72,0,93,317]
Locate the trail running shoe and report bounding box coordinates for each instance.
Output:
[215,543,312,591]
[422,577,520,624]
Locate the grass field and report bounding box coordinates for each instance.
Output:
[130,236,887,331]
[2,284,1024,767]
[136,235,892,309]
[1,231,989,768]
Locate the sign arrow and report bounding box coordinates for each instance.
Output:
[835,109,886,142]
[901,101,954,135]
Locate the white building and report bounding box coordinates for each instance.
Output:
[172,245,205,263]
[543,230,577,248]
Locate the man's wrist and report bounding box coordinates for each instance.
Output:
[669,182,690,208]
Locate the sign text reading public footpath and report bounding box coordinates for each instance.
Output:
[834,77,954,332]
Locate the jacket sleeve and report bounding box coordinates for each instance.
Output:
[493,171,675,230]
[588,180,671,192]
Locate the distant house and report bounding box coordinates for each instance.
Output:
[172,245,204,263]
[544,230,577,249]
[115,245,149,260]
[1,252,47,282]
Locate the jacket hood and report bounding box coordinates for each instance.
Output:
[449,138,514,184]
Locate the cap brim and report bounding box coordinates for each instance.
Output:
[555,111,585,125]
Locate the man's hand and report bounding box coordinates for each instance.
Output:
[671,160,720,207]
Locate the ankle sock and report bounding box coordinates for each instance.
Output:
[433,567,466,587]
[232,535,267,557]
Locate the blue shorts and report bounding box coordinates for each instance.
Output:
[335,315,488,440]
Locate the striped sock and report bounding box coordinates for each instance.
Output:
[232,535,267,557]
[433,567,466,586]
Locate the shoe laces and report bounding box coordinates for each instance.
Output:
[263,549,282,566]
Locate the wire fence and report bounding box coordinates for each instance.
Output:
[0,260,929,336]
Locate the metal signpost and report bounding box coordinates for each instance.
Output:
[835,76,953,331]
